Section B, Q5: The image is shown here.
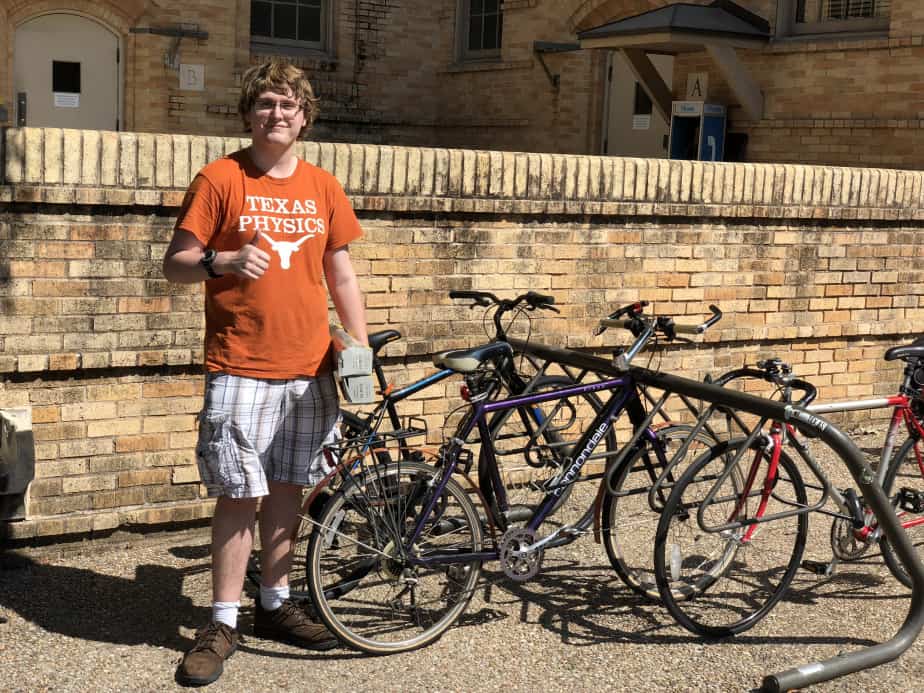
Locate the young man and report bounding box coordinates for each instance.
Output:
[163,59,367,686]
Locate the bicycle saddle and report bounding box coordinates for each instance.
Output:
[884,342,924,362]
[368,329,401,355]
[433,342,513,373]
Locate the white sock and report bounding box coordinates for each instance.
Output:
[212,601,240,629]
[260,584,290,611]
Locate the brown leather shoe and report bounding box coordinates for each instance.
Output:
[176,622,239,687]
[254,599,338,650]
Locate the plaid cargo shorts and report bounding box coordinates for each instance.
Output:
[195,372,340,498]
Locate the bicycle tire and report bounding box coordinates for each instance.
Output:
[654,438,808,637]
[480,375,612,526]
[880,434,924,589]
[601,424,717,599]
[307,460,483,653]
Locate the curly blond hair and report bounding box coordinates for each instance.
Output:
[238,59,320,136]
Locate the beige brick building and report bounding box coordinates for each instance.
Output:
[1,1,921,167]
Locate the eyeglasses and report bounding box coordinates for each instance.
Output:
[253,99,302,117]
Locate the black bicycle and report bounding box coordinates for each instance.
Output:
[303,303,723,653]
[246,290,610,596]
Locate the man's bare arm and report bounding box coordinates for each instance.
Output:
[323,245,368,345]
[162,229,270,283]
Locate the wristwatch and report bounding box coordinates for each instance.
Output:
[200,249,222,279]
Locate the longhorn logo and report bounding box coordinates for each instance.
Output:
[260,232,311,270]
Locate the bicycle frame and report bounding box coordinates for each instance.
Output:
[808,394,922,481]
[704,390,924,540]
[666,370,924,539]
[404,374,661,563]
[345,333,559,459]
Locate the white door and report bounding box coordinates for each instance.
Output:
[602,51,673,158]
[14,13,120,130]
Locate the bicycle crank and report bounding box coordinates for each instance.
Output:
[829,515,875,561]
[498,527,543,582]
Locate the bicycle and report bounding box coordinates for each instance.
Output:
[246,290,605,597]
[807,340,924,588]
[652,358,818,637]
[652,345,924,638]
[302,303,723,654]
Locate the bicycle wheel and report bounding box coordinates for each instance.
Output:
[880,435,924,588]
[481,375,611,525]
[307,460,483,653]
[601,424,717,599]
[654,439,808,637]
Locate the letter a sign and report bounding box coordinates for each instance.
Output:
[686,72,708,101]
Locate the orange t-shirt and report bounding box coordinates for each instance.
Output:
[175,150,363,379]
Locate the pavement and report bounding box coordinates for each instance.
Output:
[1,437,922,692]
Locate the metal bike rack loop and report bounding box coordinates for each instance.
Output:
[510,339,924,692]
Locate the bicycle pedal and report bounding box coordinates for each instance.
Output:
[897,487,924,514]
[800,559,835,577]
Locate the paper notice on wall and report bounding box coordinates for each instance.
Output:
[54,93,79,108]
[632,114,651,130]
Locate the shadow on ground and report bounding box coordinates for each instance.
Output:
[0,532,906,660]
[478,556,892,650]
[0,539,210,652]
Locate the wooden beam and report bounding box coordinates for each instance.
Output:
[705,43,764,121]
[620,48,673,125]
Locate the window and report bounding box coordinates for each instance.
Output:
[52,61,81,94]
[459,0,503,60]
[633,83,652,118]
[779,0,890,36]
[251,0,329,51]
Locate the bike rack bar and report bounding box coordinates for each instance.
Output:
[509,339,924,691]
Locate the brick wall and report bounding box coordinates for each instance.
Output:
[2,126,924,539]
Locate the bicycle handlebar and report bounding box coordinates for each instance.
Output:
[449,290,495,307]
[598,304,723,370]
[714,365,818,407]
[673,305,723,334]
[597,304,722,342]
[449,290,557,311]
[450,290,559,341]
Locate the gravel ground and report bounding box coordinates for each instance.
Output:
[1,431,922,693]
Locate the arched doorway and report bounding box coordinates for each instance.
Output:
[14,13,120,130]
